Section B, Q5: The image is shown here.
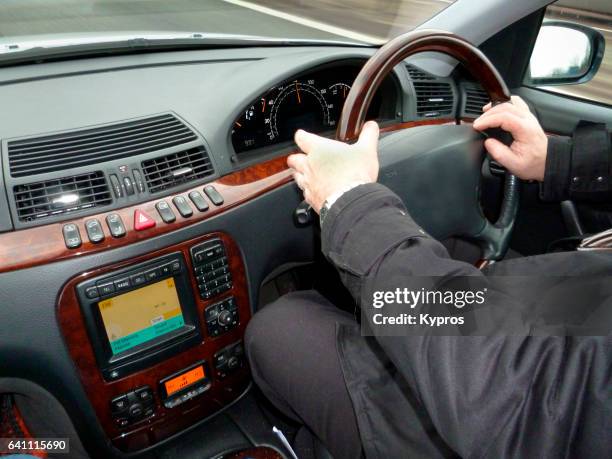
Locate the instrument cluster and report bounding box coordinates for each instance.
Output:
[231,64,399,154]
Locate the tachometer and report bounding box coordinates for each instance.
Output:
[269,81,331,143]
[326,83,352,127]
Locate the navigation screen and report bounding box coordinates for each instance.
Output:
[98,278,185,355]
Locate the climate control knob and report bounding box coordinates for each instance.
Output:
[217,310,233,327]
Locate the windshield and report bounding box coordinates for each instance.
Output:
[0,0,456,47]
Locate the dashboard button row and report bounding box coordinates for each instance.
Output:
[63,214,127,248]
[85,258,182,299]
[62,186,224,248]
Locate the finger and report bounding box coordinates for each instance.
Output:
[357,121,380,151]
[293,171,306,191]
[287,153,308,172]
[484,138,521,172]
[295,129,326,154]
[482,102,492,112]
[510,95,530,113]
[473,112,526,138]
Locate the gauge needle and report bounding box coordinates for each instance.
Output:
[295,82,301,104]
[261,98,266,112]
[235,121,242,128]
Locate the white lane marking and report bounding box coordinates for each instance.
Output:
[221,0,386,44]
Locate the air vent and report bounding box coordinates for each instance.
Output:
[6,114,198,178]
[142,146,214,193]
[14,171,112,222]
[464,85,490,116]
[406,65,435,80]
[413,81,454,117]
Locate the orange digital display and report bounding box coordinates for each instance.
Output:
[164,365,206,396]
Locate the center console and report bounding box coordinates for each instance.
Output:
[58,232,252,452]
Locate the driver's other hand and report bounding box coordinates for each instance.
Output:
[473,95,547,182]
[287,121,380,213]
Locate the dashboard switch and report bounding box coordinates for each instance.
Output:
[106,213,126,238]
[132,169,145,193]
[203,186,224,206]
[123,177,135,196]
[156,201,176,223]
[172,196,193,218]
[85,219,105,243]
[62,223,82,249]
[134,209,156,231]
[189,191,209,212]
[109,174,123,198]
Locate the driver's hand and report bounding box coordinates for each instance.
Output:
[288,121,380,213]
[473,95,548,182]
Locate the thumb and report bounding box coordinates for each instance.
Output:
[295,129,324,154]
[357,121,380,152]
[484,138,521,172]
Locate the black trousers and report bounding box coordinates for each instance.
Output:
[245,290,363,459]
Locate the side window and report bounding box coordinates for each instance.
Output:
[524,1,611,105]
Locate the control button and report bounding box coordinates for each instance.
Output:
[189,191,209,212]
[129,403,144,419]
[145,268,160,282]
[109,174,123,198]
[98,282,115,296]
[205,305,219,322]
[130,272,146,286]
[105,213,126,238]
[160,263,173,276]
[227,356,240,371]
[217,310,233,327]
[203,185,224,206]
[115,417,129,428]
[62,223,82,249]
[85,285,99,299]
[134,209,156,231]
[155,201,176,223]
[114,277,131,292]
[110,395,129,413]
[171,260,181,272]
[85,219,104,243]
[204,185,223,206]
[123,177,135,196]
[135,386,153,402]
[144,407,155,418]
[172,196,193,218]
[132,169,145,193]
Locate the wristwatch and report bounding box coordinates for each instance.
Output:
[319,182,365,227]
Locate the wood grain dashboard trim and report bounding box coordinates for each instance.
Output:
[58,232,252,453]
[0,118,453,274]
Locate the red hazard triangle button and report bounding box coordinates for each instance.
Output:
[134,209,156,231]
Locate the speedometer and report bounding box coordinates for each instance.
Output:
[269,81,331,143]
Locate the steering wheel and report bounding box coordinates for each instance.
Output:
[337,29,520,264]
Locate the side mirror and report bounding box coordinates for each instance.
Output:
[526,20,605,85]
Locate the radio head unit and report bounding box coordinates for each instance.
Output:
[76,252,201,381]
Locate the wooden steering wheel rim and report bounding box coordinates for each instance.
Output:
[336,29,511,141]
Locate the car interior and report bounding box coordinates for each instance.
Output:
[0,0,610,458]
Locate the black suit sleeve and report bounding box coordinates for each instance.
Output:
[322,183,611,457]
[540,123,612,202]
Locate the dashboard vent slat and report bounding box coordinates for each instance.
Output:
[142,146,214,193]
[413,81,454,117]
[464,85,490,116]
[406,64,435,81]
[7,114,198,177]
[13,171,112,222]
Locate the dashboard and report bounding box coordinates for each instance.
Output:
[0,44,488,458]
[231,63,399,154]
